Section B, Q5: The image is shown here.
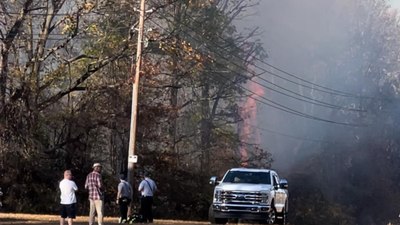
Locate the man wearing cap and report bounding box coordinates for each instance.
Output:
[85,163,104,225]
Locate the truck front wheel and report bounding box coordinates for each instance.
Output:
[208,205,228,224]
[276,200,288,225]
[213,218,228,224]
[275,207,286,225]
[260,206,277,224]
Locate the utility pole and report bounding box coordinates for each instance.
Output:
[128,0,146,186]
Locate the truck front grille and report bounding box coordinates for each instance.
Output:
[220,191,267,204]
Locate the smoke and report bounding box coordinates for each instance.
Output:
[236,0,364,173]
[237,0,400,223]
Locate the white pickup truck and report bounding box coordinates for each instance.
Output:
[209,168,288,224]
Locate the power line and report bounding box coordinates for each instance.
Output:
[199,46,365,112]
[148,18,367,127]
[2,7,357,97]
[154,13,366,112]
[255,73,365,112]
[13,7,383,101]
[213,68,366,126]
[0,0,179,17]
[2,26,132,41]
[15,37,95,41]
[252,125,347,145]
[2,7,366,126]
[162,11,376,100]
[0,5,389,101]
[208,51,364,112]
[259,60,366,98]
[148,17,365,113]
[0,10,123,16]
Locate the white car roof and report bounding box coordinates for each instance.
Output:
[229,168,274,173]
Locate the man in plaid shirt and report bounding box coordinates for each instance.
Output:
[85,163,104,225]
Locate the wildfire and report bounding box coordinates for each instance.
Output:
[239,81,264,167]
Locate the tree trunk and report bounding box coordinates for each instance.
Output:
[0,44,7,114]
[200,81,211,173]
[169,3,183,166]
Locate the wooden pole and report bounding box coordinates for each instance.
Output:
[128,0,146,188]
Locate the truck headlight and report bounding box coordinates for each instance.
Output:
[214,190,222,202]
[261,193,269,203]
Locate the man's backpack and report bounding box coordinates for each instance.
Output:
[127,213,143,223]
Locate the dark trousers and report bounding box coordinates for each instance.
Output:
[140,196,154,223]
[119,197,131,220]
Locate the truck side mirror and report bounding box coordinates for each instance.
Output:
[209,176,218,186]
[279,178,288,189]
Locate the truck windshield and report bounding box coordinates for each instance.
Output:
[222,171,271,184]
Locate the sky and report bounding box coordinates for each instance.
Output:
[389,0,400,9]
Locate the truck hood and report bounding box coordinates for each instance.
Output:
[217,183,272,192]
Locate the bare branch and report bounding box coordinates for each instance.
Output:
[41,8,82,63]
[65,54,98,63]
[37,45,129,111]
[3,0,34,49]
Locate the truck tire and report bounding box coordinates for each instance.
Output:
[260,206,277,224]
[208,205,214,222]
[276,200,288,225]
[275,207,286,225]
[208,205,228,224]
[213,218,228,224]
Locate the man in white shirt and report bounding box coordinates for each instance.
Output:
[138,172,157,223]
[60,170,78,225]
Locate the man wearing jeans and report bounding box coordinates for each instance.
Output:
[85,163,104,225]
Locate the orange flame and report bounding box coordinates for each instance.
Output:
[239,81,264,167]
